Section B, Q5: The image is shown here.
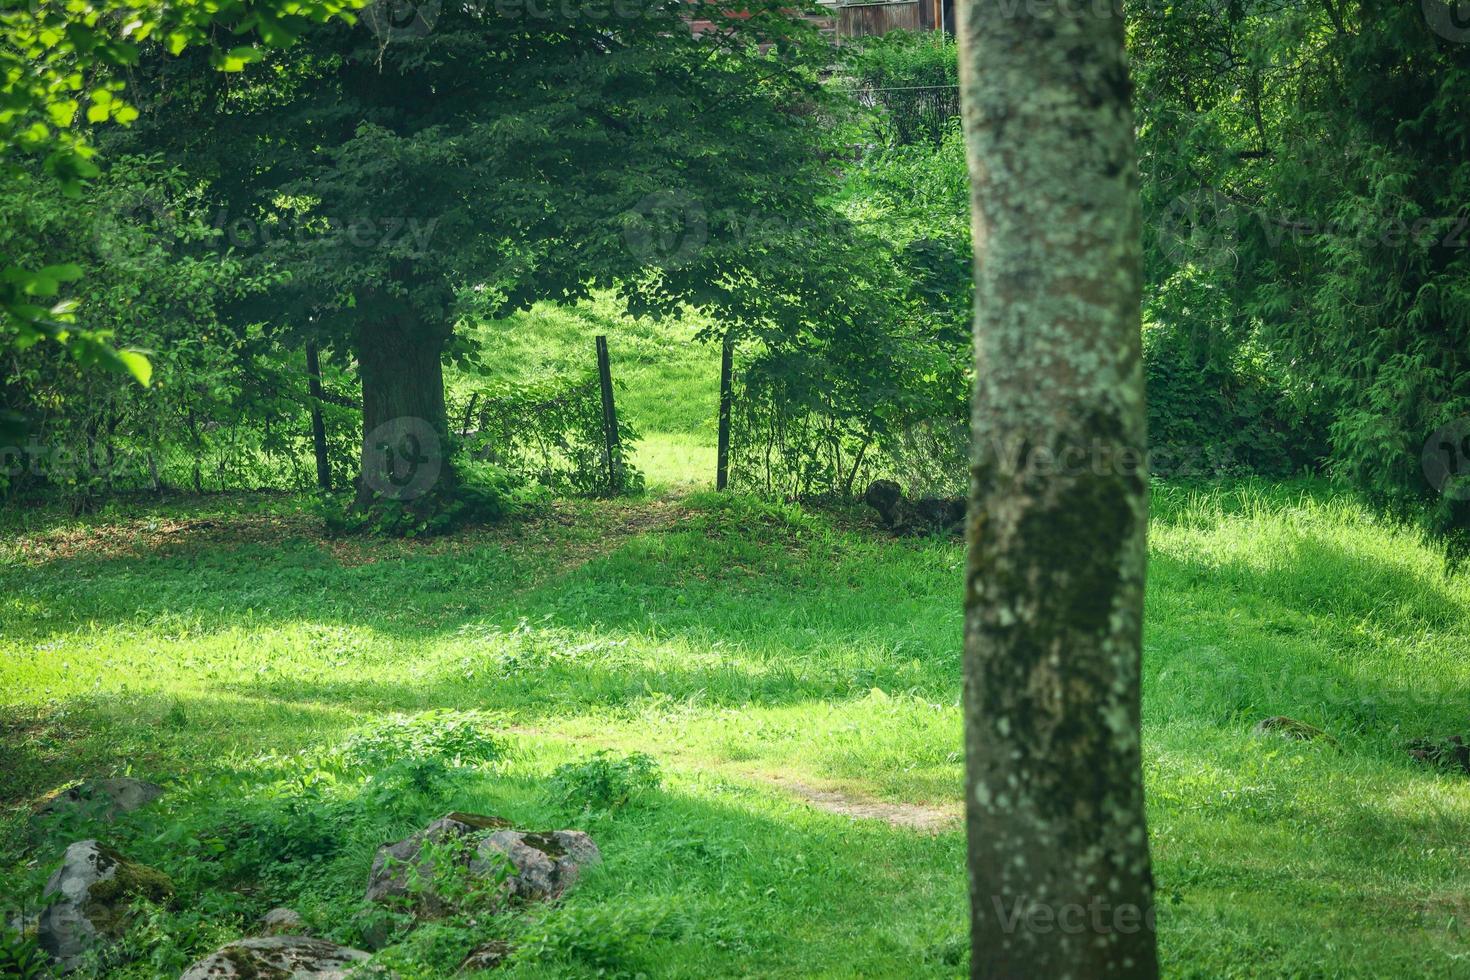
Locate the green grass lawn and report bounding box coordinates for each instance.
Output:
[4,480,1470,976]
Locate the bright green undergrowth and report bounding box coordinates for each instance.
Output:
[3,483,1470,976]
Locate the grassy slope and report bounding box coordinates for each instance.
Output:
[451,295,721,492]
[3,309,1470,976]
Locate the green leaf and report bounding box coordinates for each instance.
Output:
[220,46,263,72]
[38,264,84,283]
[47,100,78,127]
[115,349,153,386]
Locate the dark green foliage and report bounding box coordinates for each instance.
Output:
[0,925,49,980]
[727,44,970,500]
[109,0,841,503]
[316,451,546,538]
[1143,324,1328,477]
[1130,0,1470,547]
[0,155,361,507]
[839,31,959,146]
[0,0,358,390]
[547,752,662,813]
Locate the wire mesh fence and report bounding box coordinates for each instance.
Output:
[846,84,960,146]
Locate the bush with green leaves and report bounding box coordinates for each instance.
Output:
[730,120,970,499]
[0,925,49,980]
[513,900,680,977]
[839,31,959,147]
[341,710,507,770]
[456,374,643,498]
[317,452,548,538]
[1130,0,1470,549]
[547,752,662,814]
[1,156,361,509]
[1142,322,1328,478]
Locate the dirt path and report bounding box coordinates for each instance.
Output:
[757,772,960,834]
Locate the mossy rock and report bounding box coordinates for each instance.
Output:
[37,840,173,971]
[471,829,601,902]
[180,936,371,979]
[33,777,164,823]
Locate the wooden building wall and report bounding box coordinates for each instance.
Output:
[836,1,920,38]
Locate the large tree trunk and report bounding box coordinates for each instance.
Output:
[354,314,454,509]
[958,1,1158,978]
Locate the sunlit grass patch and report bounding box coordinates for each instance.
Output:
[4,480,1470,975]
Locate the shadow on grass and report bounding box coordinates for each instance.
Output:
[1146,533,1470,747]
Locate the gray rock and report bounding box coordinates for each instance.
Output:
[257,907,306,936]
[1252,716,1336,743]
[37,840,173,972]
[472,830,601,902]
[34,777,165,822]
[361,815,598,949]
[459,939,512,973]
[862,480,964,536]
[364,813,512,910]
[862,479,904,525]
[180,936,370,979]
[361,813,512,949]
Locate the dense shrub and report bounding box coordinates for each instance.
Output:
[547,751,662,814]
[839,32,959,147]
[0,157,360,509]
[456,374,644,498]
[1143,324,1328,478]
[341,710,507,769]
[1130,0,1470,548]
[317,452,548,537]
[729,87,970,500]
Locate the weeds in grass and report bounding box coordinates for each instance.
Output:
[547,752,662,815]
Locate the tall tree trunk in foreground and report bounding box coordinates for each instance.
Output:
[354,315,453,509]
[958,0,1158,977]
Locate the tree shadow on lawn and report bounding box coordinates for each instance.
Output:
[2,513,961,718]
[0,691,358,806]
[1145,534,1470,747]
[10,496,1466,798]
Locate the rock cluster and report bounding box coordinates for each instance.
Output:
[862,479,965,536]
[360,812,600,949]
[29,777,598,978]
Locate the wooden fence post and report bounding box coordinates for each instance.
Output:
[305,342,331,491]
[716,328,734,491]
[595,335,624,493]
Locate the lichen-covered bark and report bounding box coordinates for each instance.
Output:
[957,0,1158,977]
